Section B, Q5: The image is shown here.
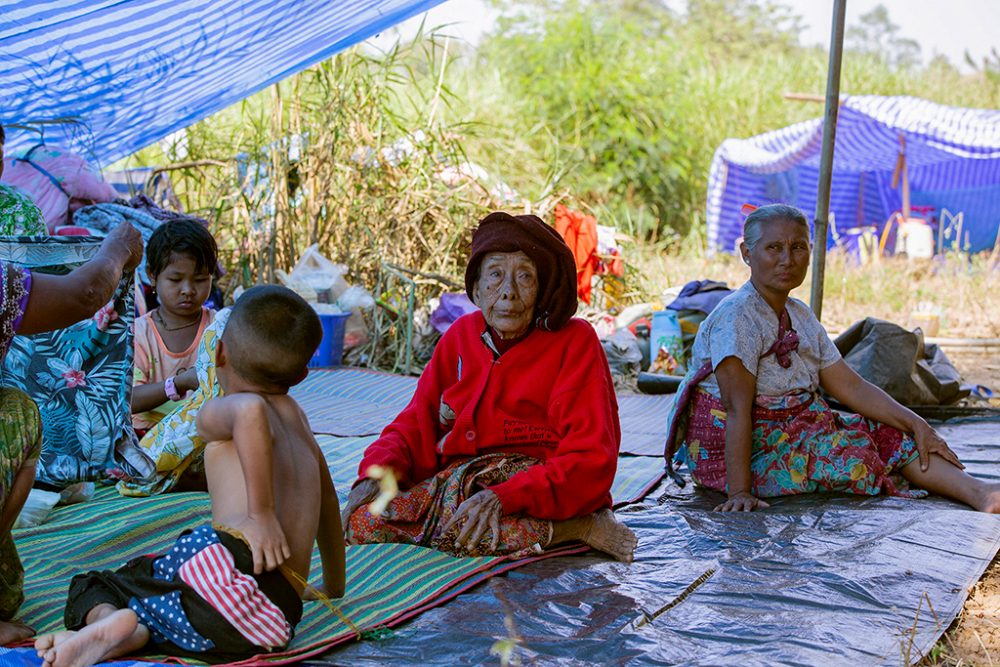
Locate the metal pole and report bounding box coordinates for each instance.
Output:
[810,0,847,320]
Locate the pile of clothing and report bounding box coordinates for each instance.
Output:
[1,145,118,232]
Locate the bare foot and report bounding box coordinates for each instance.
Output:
[36,609,139,667]
[974,482,1000,513]
[34,629,74,657]
[0,619,34,645]
[579,509,638,563]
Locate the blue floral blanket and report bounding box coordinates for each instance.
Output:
[0,236,135,486]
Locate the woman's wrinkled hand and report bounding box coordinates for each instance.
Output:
[442,490,503,553]
[340,478,380,528]
[912,421,964,471]
[103,221,144,273]
[714,491,770,512]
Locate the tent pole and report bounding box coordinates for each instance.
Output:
[810,0,847,320]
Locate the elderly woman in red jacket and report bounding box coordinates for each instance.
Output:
[342,212,636,562]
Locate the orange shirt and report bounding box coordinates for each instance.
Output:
[132,307,215,430]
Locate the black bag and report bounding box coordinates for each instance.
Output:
[833,318,967,406]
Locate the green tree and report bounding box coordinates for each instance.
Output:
[846,4,922,69]
[480,0,691,238]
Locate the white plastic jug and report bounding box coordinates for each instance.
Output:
[897,219,934,259]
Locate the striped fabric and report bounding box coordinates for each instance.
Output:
[290,368,417,437]
[611,455,666,508]
[7,367,664,664]
[11,483,587,665]
[177,540,291,648]
[1,0,445,167]
[0,651,158,667]
[706,95,1000,254]
[617,393,674,456]
[9,427,658,665]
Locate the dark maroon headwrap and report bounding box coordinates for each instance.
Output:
[464,211,578,331]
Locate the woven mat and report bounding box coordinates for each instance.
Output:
[289,369,416,437]
[617,393,672,456]
[9,484,584,665]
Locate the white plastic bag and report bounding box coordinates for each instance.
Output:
[287,245,375,350]
[336,285,375,311]
[335,286,375,350]
[13,488,60,529]
[289,244,349,302]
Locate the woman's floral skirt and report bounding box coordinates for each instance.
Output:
[346,453,551,559]
[679,389,924,499]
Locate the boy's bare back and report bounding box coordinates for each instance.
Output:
[198,392,345,598]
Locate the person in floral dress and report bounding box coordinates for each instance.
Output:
[664,204,1000,514]
[0,213,141,643]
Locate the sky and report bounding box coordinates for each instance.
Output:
[374,0,998,72]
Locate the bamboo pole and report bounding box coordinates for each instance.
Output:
[810,0,847,321]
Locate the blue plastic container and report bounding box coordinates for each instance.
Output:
[309,312,350,368]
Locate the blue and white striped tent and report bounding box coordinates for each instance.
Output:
[0,0,444,167]
[706,95,1000,255]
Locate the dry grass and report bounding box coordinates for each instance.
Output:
[630,244,1000,339]
[922,556,1000,666]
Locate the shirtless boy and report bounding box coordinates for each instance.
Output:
[35,285,345,666]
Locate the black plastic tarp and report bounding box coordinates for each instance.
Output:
[316,419,1000,666]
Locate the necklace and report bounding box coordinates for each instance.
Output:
[155,310,202,332]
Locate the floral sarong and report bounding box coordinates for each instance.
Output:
[347,453,552,559]
[0,387,43,620]
[678,387,924,498]
[0,237,135,486]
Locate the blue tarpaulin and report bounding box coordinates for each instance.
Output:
[706,95,1000,255]
[0,0,445,166]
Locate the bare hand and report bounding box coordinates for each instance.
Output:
[341,479,380,528]
[229,512,291,574]
[714,491,770,512]
[174,367,199,394]
[442,490,503,553]
[912,421,964,471]
[102,221,144,273]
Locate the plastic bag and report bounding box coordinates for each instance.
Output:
[58,481,96,505]
[602,328,643,378]
[289,244,349,303]
[336,286,374,350]
[287,245,374,350]
[13,488,61,529]
[430,293,478,334]
[274,269,318,302]
[336,285,375,311]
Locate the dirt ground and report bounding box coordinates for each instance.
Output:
[947,351,1000,397]
[930,557,1000,667]
[923,351,1000,667]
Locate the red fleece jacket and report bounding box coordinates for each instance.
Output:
[357,311,620,520]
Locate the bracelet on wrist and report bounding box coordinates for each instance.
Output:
[164,375,182,401]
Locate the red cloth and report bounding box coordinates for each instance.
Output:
[553,204,599,304]
[357,310,620,520]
